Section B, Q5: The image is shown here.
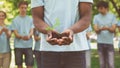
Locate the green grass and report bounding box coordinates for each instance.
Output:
[91,49,120,68]
[33,59,37,68]
[91,49,99,68]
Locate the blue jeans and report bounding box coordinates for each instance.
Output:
[40,51,86,68]
[97,43,114,68]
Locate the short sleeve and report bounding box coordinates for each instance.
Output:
[117,21,120,26]
[93,15,98,25]
[87,25,92,32]
[30,18,35,29]
[11,20,18,31]
[79,0,93,3]
[31,0,44,8]
[111,15,117,25]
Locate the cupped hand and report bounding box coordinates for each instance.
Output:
[2,27,8,32]
[57,29,74,45]
[46,30,60,45]
[22,36,30,40]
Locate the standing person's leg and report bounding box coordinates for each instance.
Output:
[119,48,120,54]
[104,49,108,68]
[24,48,34,68]
[98,44,106,68]
[85,50,91,68]
[3,52,11,68]
[118,41,120,54]
[41,51,61,68]
[14,48,23,68]
[0,54,3,67]
[64,51,86,68]
[34,50,41,68]
[106,44,114,68]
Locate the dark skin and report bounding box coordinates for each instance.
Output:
[32,2,92,45]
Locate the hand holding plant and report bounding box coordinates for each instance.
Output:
[46,18,73,45]
[58,29,73,45]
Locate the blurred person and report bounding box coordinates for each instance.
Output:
[33,28,41,68]
[117,20,120,54]
[0,11,11,68]
[11,1,34,68]
[93,1,117,68]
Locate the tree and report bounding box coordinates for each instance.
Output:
[109,0,120,17]
[93,0,120,19]
[0,0,31,25]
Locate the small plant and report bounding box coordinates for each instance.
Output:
[46,18,60,31]
[45,18,69,39]
[46,18,61,38]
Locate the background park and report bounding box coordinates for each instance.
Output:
[0,0,120,68]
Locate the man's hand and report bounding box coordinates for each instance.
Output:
[46,30,60,45]
[46,29,74,45]
[100,26,109,30]
[22,35,31,41]
[57,29,74,45]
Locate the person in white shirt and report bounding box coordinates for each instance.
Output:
[31,0,93,68]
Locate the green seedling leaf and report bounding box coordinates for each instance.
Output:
[45,18,60,31]
[53,18,60,28]
[45,27,54,31]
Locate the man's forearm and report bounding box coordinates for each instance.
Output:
[69,2,92,34]
[108,25,116,33]
[32,6,50,34]
[69,16,91,34]
[33,18,50,34]
[14,30,22,39]
[108,28,116,33]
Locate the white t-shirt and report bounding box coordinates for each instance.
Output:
[31,0,93,52]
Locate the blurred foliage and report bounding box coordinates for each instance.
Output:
[0,0,31,25]
[0,0,120,25]
[93,0,120,19]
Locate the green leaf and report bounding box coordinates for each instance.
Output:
[53,18,60,28]
[45,18,60,31]
[45,27,54,31]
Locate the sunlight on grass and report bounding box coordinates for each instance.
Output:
[91,49,120,68]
